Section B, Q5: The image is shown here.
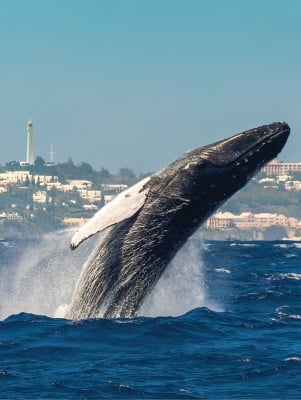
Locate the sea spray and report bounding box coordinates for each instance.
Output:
[139,238,220,317]
[0,231,218,320]
[0,229,93,320]
[1,241,300,399]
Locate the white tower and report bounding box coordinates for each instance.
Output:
[26,119,34,165]
[49,144,55,163]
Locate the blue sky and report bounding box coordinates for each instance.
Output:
[0,0,300,172]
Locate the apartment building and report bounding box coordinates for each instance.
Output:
[261,160,301,176]
[206,212,300,230]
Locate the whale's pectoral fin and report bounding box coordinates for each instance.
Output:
[70,176,151,249]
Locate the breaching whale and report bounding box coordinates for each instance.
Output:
[67,122,290,319]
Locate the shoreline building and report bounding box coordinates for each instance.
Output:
[261,159,301,176]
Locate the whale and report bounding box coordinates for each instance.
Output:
[67,122,290,319]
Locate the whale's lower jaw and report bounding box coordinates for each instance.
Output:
[67,122,290,319]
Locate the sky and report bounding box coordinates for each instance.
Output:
[0,0,300,173]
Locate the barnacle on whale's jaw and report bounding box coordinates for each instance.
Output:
[200,122,290,169]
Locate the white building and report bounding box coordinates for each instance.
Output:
[101,184,128,193]
[0,171,31,184]
[67,180,93,189]
[261,160,301,176]
[78,189,101,203]
[104,194,116,205]
[33,175,58,186]
[285,181,301,191]
[82,204,99,211]
[33,191,47,203]
[206,211,301,230]
[0,212,23,222]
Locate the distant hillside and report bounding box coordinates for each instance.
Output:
[221,179,301,220]
[2,156,150,186]
[1,156,301,239]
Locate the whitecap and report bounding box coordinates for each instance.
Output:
[266,272,301,281]
[0,229,94,320]
[215,268,231,274]
[274,243,291,249]
[284,357,301,362]
[229,242,257,247]
[276,305,301,320]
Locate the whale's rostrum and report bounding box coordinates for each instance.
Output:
[67,122,290,319]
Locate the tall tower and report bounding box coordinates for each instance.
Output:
[26,119,34,165]
[49,144,55,163]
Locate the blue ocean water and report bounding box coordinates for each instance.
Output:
[0,234,300,399]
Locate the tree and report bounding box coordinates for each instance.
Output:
[5,161,20,171]
[78,162,96,180]
[119,167,136,179]
[54,158,78,180]
[47,187,58,207]
[24,175,30,187]
[97,168,111,183]
[291,171,301,181]
[36,176,41,189]
[34,156,46,173]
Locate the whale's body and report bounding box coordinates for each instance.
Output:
[68,122,290,319]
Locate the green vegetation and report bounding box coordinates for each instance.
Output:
[221,179,301,219]
[1,156,301,239]
[3,157,147,186]
[0,156,147,238]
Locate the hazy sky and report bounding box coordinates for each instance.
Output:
[1,0,300,173]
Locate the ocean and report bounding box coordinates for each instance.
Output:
[0,232,300,399]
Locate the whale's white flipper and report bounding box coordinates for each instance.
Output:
[70,176,151,249]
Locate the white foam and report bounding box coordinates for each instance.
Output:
[230,243,257,247]
[268,272,301,281]
[215,268,231,274]
[284,357,301,362]
[54,304,70,318]
[276,305,301,320]
[0,229,93,320]
[138,239,221,317]
[0,231,220,320]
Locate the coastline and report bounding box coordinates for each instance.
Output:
[1,223,300,242]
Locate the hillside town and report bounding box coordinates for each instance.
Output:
[206,160,301,234]
[1,121,301,239]
[1,158,301,240]
[0,168,129,230]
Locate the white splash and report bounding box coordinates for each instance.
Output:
[0,229,93,320]
[139,239,220,317]
[0,230,219,320]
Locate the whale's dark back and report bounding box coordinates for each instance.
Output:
[67,122,290,319]
[68,193,205,319]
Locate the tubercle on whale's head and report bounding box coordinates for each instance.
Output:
[197,122,290,170]
[166,122,290,211]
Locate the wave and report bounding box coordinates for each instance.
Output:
[214,268,231,274]
[138,240,220,317]
[0,229,92,320]
[229,242,258,247]
[266,272,301,281]
[0,232,218,320]
[275,305,301,320]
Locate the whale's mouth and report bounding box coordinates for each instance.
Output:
[228,127,290,169]
[201,123,290,168]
